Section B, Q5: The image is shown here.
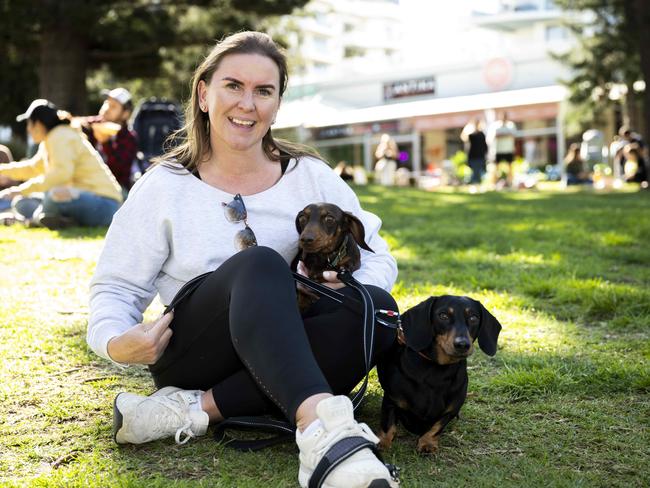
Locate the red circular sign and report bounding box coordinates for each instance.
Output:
[483,58,513,91]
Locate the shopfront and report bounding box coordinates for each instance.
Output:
[276,85,566,174]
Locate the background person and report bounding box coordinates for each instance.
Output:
[612,126,646,182]
[87,31,399,488]
[622,143,648,184]
[334,159,354,181]
[0,99,123,228]
[461,118,488,185]
[373,133,398,186]
[489,111,517,187]
[564,142,592,185]
[77,87,138,194]
[0,145,17,194]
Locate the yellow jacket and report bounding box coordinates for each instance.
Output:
[0,124,123,202]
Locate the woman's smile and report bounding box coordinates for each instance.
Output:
[228,117,256,128]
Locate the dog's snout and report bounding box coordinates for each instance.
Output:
[453,336,471,352]
[300,234,315,244]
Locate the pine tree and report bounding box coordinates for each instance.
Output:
[0,0,308,124]
[553,0,650,144]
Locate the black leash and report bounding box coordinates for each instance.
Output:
[212,271,399,452]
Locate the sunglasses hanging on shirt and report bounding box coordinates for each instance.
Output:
[222,193,258,251]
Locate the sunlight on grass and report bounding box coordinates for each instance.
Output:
[2,187,650,487]
[600,231,635,247]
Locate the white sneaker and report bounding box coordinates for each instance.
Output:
[150,386,183,397]
[113,388,209,445]
[296,396,399,488]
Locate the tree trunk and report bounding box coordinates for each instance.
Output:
[631,0,650,147]
[39,26,88,115]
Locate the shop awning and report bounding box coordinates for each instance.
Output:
[275,85,567,130]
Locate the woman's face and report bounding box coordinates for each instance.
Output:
[197,53,281,155]
[27,120,47,144]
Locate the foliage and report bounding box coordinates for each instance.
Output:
[450,150,472,182]
[1,184,649,486]
[0,0,309,125]
[552,0,645,135]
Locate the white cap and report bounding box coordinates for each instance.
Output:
[101,87,132,106]
[16,99,56,122]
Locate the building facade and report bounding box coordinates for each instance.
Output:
[277,0,404,82]
[275,0,577,175]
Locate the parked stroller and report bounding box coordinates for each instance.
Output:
[131,97,183,183]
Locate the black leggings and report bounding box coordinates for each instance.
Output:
[149,246,397,424]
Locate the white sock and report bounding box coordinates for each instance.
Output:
[299,418,322,437]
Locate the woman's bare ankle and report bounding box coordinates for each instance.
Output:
[201,389,223,423]
[295,393,332,432]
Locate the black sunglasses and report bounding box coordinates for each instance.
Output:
[222,193,258,251]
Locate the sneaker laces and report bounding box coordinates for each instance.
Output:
[174,421,196,445]
[147,391,200,445]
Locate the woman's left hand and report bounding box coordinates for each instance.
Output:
[297,261,346,290]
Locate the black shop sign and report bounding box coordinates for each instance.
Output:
[383,76,436,101]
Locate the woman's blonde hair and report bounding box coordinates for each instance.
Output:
[154,31,319,171]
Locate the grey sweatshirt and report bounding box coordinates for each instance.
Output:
[87,157,398,362]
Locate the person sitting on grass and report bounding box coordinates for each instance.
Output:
[0,144,17,191]
[87,31,399,488]
[564,143,592,186]
[77,87,138,195]
[622,143,648,185]
[0,99,123,229]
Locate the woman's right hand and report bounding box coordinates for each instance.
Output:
[106,312,174,365]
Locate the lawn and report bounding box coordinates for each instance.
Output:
[1,185,649,487]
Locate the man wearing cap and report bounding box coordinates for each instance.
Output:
[82,88,138,193]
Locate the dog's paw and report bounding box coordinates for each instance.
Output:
[378,426,397,451]
[416,435,439,454]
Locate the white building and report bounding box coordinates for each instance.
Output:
[275,0,578,174]
[279,0,404,82]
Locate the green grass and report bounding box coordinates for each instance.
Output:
[1,185,649,487]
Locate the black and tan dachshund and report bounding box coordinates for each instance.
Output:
[376,295,502,453]
[294,203,373,310]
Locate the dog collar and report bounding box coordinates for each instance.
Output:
[397,326,433,361]
[327,234,349,270]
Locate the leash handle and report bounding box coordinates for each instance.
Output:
[335,270,375,411]
[213,417,295,452]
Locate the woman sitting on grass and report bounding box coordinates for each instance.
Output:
[87,31,399,488]
[0,99,123,229]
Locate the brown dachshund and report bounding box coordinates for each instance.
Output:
[294,203,373,311]
[376,295,502,453]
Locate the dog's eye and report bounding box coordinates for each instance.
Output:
[468,315,479,326]
[324,215,336,226]
[298,214,308,226]
[438,312,449,321]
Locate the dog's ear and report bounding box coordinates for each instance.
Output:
[401,297,436,351]
[344,212,374,253]
[476,301,502,356]
[295,211,305,234]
